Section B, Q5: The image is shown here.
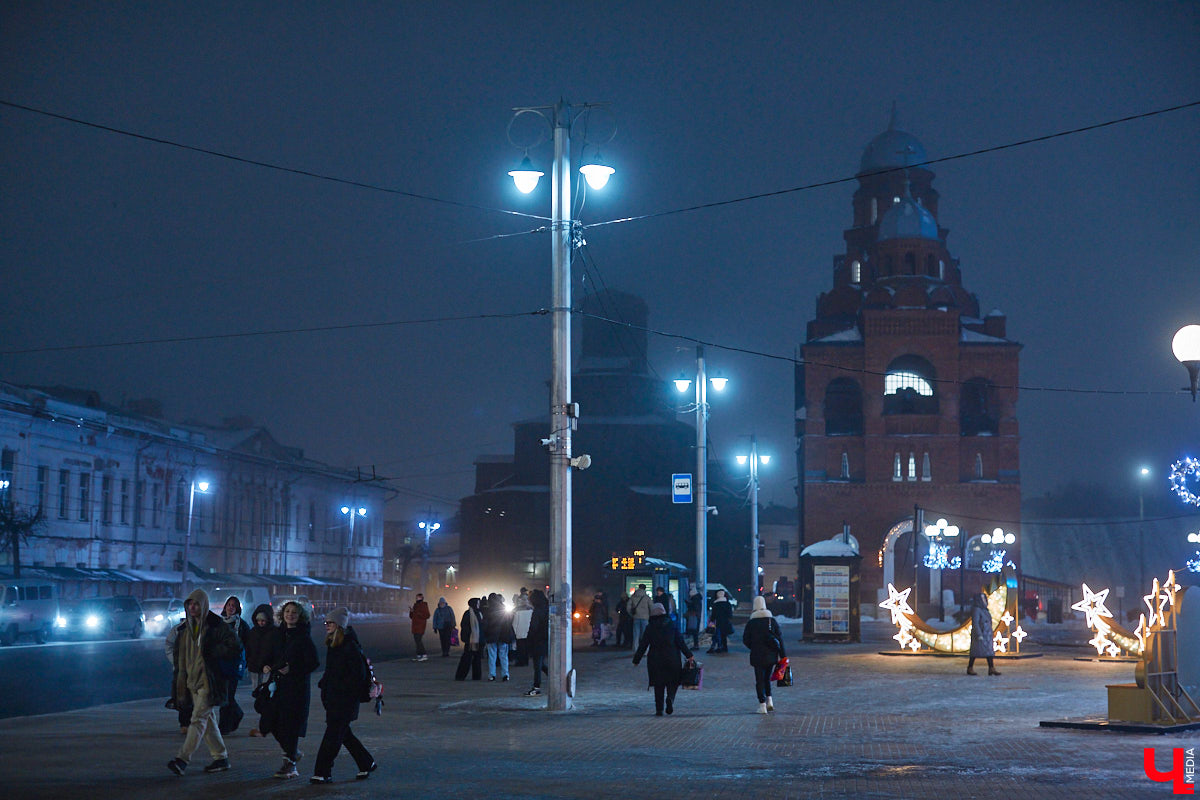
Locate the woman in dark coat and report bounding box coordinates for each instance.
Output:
[218,596,250,735]
[455,597,484,681]
[245,603,276,737]
[967,590,1000,676]
[684,588,703,649]
[742,595,785,714]
[310,608,376,783]
[525,589,549,696]
[265,600,320,779]
[632,603,694,716]
[708,590,734,653]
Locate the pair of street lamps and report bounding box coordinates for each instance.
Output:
[736,437,771,597]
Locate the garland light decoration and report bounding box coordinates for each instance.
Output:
[1071,583,1141,657]
[1169,456,1200,507]
[878,575,1026,655]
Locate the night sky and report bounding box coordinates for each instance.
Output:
[2,2,1198,523]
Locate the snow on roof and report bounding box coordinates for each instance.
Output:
[812,328,863,343]
[801,536,860,557]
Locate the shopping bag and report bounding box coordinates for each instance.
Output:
[770,656,789,683]
[450,627,460,647]
[680,658,703,689]
[776,665,793,688]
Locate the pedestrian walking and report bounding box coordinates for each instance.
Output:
[742,595,785,714]
[455,597,484,681]
[218,596,250,735]
[432,597,456,658]
[166,588,243,776]
[482,592,515,681]
[309,608,377,784]
[653,586,676,620]
[967,589,1001,676]
[708,590,734,653]
[614,592,631,648]
[525,589,549,696]
[684,588,703,649]
[409,593,431,661]
[628,584,651,649]
[265,600,320,779]
[164,619,189,734]
[589,593,610,646]
[244,603,275,737]
[632,603,694,716]
[511,590,533,666]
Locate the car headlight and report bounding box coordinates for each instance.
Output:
[85,615,100,629]
[55,616,67,628]
[140,614,146,622]
[154,613,164,622]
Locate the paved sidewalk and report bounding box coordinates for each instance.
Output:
[1,621,1192,799]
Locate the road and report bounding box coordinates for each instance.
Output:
[0,616,408,719]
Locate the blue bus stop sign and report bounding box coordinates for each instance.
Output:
[672,474,692,504]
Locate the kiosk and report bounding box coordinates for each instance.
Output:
[800,536,862,643]
[604,550,691,621]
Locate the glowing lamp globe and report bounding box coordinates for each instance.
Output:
[759,455,771,466]
[1173,325,1200,401]
[736,455,748,466]
[579,162,615,190]
[508,155,543,194]
[709,376,729,392]
[674,376,692,393]
[196,481,210,493]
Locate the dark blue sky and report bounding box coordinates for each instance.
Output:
[2,2,1197,523]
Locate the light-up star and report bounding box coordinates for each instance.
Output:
[1105,641,1121,658]
[993,631,1010,654]
[1088,629,1112,656]
[1071,584,1114,629]
[879,584,915,626]
[1161,570,1182,609]
[1000,610,1014,628]
[893,628,914,648]
[1143,578,1167,627]
[1011,626,1027,646]
[907,637,922,652]
[1135,613,1153,654]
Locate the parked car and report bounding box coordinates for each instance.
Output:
[0,579,61,646]
[62,596,145,639]
[141,597,184,636]
[706,583,739,612]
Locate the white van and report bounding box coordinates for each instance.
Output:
[200,584,272,624]
[0,579,60,645]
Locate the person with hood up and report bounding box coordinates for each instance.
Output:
[309,608,377,784]
[409,593,431,662]
[454,597,484,681]
[431,597,456,658]
[482,592,515,681]
[742,595,785,714]
[245,603,276,736]
[708,590,734,653]
[524,589,549,696]
[614,592,631,648]
[166,588,243,776]
[967,589,1000,676]
[218,596,250,735]
[627,585,651,649]
[684,587,703,649]
[632,603,694,716]
[264,600,320,779]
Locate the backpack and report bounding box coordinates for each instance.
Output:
[358,648,383,703]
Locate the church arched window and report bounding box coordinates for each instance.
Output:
[921,452,931,481]
[850,260,861,283]
[893,453,902,482]
[960,378,999,435]
[904,252,916,274]
[907,453,917,481]
[883,355,938,415]
[975,453,984,479]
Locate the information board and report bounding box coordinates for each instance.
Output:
[812,564,850,634]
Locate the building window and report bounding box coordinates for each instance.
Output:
[893,453,902,482]
[779,541,790,559]
[36,466,49,514]
[883,355,939,416]
[101,476,112,524]
[921,452,931,482]
[134,480,144,527]
[0,448,14,502]
[939,259,945,279]
[824,378,864,436]
[907,453,916,481]
[850,260,861,283]
[152,482,162,528]
[870,197,878,224]
[840,452,850,479]
[885,371,934,397]
[58,470,70,519]
[175,479,188,532]
[119,479,129,524]
[78,473,91,521]
[975,453,984,479]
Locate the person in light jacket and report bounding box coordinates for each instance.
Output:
[967,590,1000,676]
[632,603,694,716]
[742,595,785,714]
[627,585,652,648]
[431,597,456,658]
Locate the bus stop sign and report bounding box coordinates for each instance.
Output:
[672,474,692,504]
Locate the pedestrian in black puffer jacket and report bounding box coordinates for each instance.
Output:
[245,603,276,737]
[632,603,694,716]
[311,608,376,783]
[742,595,785,714]
[263,601,320,779]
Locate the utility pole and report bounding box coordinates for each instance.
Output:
[695,345,709,627]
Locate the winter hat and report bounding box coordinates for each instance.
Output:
[752,595,767,613]
[650,602,666,617]
[325,606,350,629]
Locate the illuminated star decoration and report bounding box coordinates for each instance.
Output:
[993,630,1010,654]
[1011,626,1027,647]
[1143,578,1168,627]
[1088,628,1113,656]
[879,584,915,626]
[1188,552,1200,574]
[1169,457,1200,507]
[1135,613,1153,654]
[1070,584,1114,629]
[1160,570,1181,609]
[1000,610,1014,628]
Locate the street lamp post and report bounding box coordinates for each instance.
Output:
[675,346,727,628]
[418,519,441,598]
[737,436,770,598]
[180,478,210,598]
[1137,465,1151,595]
[340,504,366,582]
[509,100,614,712]
[923,517,959,621]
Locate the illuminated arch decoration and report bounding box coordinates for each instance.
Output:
[1169,457,1200,507]
[878,572,1026,655]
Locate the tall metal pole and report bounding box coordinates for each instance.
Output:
[181,479,195,598]
[548,101,574,712]
[695,345,708,629]
[749,434,759,597]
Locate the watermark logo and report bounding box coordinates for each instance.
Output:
[1144,748,1196,794]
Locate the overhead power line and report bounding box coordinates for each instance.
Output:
[0,98,550,223]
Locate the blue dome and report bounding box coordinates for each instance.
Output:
[860,128,927,173]
[878,197,939,241]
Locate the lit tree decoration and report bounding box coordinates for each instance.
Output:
[1169,457,1200,507]
[922,542,961,570]
[982,549,1006,573]
[1188,552,1200,573]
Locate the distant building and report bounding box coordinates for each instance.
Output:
[0,381,389,599]
[796,112,1022,611]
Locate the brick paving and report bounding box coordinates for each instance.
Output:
[1,620,1194,799]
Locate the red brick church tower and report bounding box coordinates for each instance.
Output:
[796,111,1021,612]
